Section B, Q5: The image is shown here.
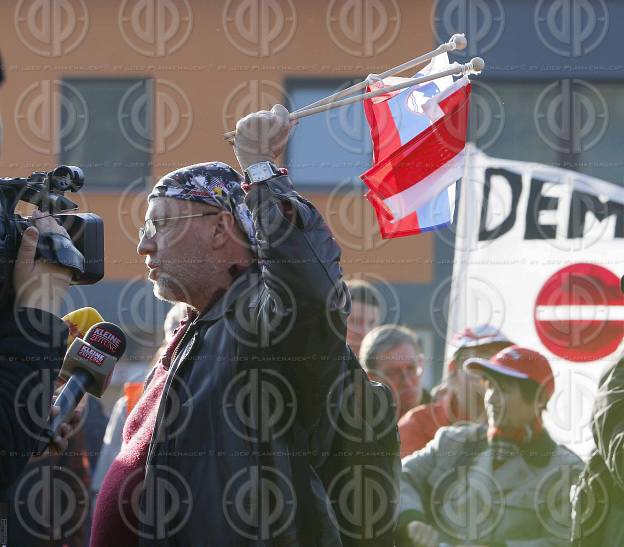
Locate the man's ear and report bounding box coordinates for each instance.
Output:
[211,212,236,249]
[537,390,550,413]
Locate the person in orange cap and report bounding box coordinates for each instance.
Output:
[398,345,582,547]
[398,324,512,458]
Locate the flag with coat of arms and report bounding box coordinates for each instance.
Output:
[361,52,472,238]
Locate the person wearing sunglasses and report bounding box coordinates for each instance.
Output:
[90,105,356,547]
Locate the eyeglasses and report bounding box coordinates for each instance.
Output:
[139,212,219,240]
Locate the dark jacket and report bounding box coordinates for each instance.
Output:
[0,308,68,490]
[571,356,624,546]
[8,428,91,547]
[138,175,351,546]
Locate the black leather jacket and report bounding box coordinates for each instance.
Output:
[138,175,350,546]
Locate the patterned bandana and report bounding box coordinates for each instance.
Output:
[148,162,256,252]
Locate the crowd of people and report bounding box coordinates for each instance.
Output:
[2,104,623,546]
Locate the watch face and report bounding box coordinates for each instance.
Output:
[249,162,273,182]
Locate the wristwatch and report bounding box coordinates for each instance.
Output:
[244,161,281,184]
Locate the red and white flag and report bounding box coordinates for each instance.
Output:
[361,53,472,238]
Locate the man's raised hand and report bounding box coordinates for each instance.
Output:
[234,104,293,171]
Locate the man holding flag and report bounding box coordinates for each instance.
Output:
[90,104,402,547]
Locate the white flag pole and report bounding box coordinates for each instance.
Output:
[291,33,468,115]
[444,144,481,366]
[223,56,484,141]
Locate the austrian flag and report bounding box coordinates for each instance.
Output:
[361,55,471,238]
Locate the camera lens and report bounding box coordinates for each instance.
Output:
[51,165,84,191]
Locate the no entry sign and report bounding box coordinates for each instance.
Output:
[534,264,624,362]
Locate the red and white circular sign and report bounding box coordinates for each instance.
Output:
[534,263,624,362]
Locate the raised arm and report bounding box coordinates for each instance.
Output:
[235,104,347,316]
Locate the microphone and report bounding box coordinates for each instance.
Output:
[44,322,127,441]
[63,306,104,346]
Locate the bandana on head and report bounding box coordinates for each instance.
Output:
[148,162,256,252]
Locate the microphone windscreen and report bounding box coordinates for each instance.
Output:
[84,322,127,359]
[63,307,105,346]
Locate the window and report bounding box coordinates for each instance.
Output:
[470,80,624,185]
[469,81,559,166]
[285,78,372,187]
[60,78,152,189]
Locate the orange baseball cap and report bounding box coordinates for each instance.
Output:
[464,345,555,399]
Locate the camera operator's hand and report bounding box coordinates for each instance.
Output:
[234,104,293,171]
[13,210,72,316]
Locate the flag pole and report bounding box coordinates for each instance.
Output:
[291,33,467,115]
[223,56,484,142]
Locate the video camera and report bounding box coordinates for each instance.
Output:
[0,165,104,309]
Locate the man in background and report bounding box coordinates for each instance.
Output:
[346,279,382,356]
[360,324,430,418]
[399,345,581,547]
[398,324,511,457]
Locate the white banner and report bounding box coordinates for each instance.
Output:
[448,145,624,457]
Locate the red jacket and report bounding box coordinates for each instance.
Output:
[398,398,453,458]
